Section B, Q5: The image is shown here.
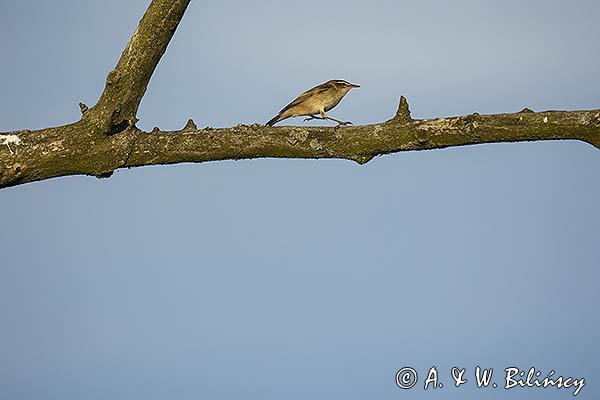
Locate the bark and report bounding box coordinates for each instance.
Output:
[1,1,599,189]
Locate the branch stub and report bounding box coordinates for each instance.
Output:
[183,119,197,131]
[393,96,412,123]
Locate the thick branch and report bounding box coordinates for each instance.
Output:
[2,102,599,188]
[87,0,190,132]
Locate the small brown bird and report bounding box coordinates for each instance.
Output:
[266,79,359,126]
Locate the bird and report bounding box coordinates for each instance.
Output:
[266,79,359,126]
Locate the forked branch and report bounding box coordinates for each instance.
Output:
[1,0,599,189]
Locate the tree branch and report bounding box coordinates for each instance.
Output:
[2,101,599,188]
[98,105,600,167]
[86,0,190,133]
[1,0,599,189]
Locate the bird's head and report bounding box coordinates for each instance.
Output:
[329,79,360,93]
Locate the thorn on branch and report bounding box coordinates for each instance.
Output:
[79,102,89,114]
[519,107,535,113]
[393,96,412,123]
[183,119,197,131]
[353,154,375,165]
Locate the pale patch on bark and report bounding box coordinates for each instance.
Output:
[0,134,22,155]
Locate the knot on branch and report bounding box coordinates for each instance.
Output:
[95,170,114,179]
[106,69,122,86]
[100,107,138,135]
[1,163,27,187]
[183,119,197,131]
[392,96,412,123]
[107,120,131,135]
[415,130,429,146]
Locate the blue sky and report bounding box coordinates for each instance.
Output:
[1,1,599,399]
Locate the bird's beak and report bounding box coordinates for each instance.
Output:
[350,83,360,88]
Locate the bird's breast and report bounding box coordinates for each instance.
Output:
[321,91,345,112]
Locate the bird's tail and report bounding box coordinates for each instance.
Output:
[266,113,284,126]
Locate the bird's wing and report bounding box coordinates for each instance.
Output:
[277,82,333,114]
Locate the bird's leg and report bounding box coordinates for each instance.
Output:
[303,112,352,126]
[321,110,351,126]
[326,116,353,126]
[303,114,326,122]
